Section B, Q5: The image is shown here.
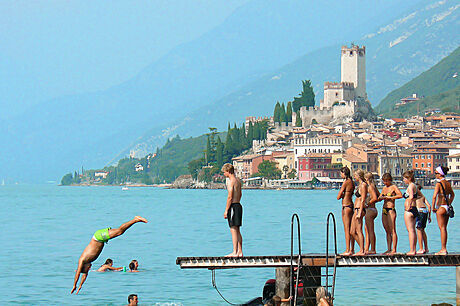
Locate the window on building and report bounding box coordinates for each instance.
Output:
[415,163,418,168]
[428,163,431,168]
[421,163,424,167]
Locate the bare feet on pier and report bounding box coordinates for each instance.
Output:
[416,249,426,254]
[353,251,365,256]
[435,250,448,255]
[405,251,416,255]
[340,251,353,256]
[225,253,238,257]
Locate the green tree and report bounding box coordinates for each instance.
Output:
[188,158,205,179]
[287,168,297,179]
[61,173,73,185]
[205,137,212,164]
[255,160,282,180]
[216,136,224,168]
[295,111,302,127]
[280,103,287,123]
[286,101,293,122]
[273,102,281,123]
[292,80,315,112]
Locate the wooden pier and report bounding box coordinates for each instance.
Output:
[176,253,460,269]
[177,253,460,305]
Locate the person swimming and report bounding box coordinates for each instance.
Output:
[97,258,123,272]
[432,165,455,255]
[337,166,355,256]
[350,169,367,256]
[377,173,402,255]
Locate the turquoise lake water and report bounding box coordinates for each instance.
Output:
[1,185,458,305]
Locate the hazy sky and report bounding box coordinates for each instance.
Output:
[0,0,249,112]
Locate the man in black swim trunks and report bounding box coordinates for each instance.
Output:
[222,163,243,257]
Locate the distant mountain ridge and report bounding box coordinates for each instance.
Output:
[1,0,419,182]
[126,0,460,159]
[376,46,460,116]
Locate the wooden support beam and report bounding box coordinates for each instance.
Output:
[276,267,290,306]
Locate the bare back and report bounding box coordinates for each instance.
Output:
[435,179,454,206]
[228,176,242,203]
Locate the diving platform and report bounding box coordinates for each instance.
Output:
[176,253,460,269]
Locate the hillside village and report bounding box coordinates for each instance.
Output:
[62,44,460,188]
[229,45,459,188]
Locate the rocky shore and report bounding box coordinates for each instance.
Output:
[169,175,225,189]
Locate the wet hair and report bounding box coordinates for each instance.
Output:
[439,166,449,176]
[104,258,113,265]
[340,166,351,180]
[221,163,234,174]
[128,294,137,303]
[403,170,415,182]
[129,262,136,271]
[382,173,393,181]
[354,169,365,181]
[364,172,375,184]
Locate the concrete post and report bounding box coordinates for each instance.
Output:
[275,267,290,306]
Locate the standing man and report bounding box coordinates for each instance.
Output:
[221,163,243,257]
[71,216,148,294]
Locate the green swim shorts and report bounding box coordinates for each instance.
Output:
[93,227,112,243]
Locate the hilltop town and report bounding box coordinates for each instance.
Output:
[61,45,460,188]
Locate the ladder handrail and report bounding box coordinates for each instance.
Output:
[325,212,338,298]
[290,213,302,306]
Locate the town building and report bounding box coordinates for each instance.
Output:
[378,154,413,179]
[345,144,379,174]
[297,153,340,181]
[411,143,451,175]
[293,135,345,170]
[342,153,368,173]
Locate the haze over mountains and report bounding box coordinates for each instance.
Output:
[1,0,458,182]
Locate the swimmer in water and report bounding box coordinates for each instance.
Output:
[71,216,148,294]
[97,258,123,272]
[364,172,379,255]
[432,166,455,255]
[414,184,431,254]
[129,260,139,272]
[350,169,367,256]
[402,170,418,255]
[377,173,402,255]
[337,166,355,255]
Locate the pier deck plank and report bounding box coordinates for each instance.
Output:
[176,253,460,269]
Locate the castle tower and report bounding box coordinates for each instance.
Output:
[341,45,366,98]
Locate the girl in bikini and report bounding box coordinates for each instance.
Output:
[377,173,402,255]
[337,166,355,255]
[350,169,367,255]
[432,166,455,255]
[364,172,379,254]
[402,170,418,255]
[415,183,431,254]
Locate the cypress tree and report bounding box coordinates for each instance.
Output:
[286,101,293,122]
[253,123,260,140]
[274,102,281,123]
[280,102,287,123]
[295,111,302,127]
[247,122,254,143]
[216,136,223,167]
[206,136,212,163]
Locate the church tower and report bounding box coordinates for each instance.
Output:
[341,45,366,98]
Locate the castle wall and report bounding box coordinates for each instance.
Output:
[299,106,334,126]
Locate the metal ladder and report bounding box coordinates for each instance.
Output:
[290,213,302,305]
[325,212,338,299]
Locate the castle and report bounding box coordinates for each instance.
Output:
[296,45,371,126]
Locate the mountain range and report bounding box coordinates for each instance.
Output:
[1,0,458,182]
